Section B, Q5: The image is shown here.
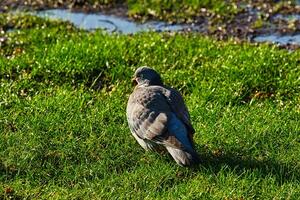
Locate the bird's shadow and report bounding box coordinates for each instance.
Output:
[186,146,299,185]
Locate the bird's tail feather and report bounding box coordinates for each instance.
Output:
[165,146,200,166]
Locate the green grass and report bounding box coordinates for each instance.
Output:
[0,14,300,199]
[127,0,237,22]
[125,0,299,21]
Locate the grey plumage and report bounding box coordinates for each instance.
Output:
[126,66,199,166]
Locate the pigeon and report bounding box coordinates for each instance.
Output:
[126,66,199,166]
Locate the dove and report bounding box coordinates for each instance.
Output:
[126,66,200,166]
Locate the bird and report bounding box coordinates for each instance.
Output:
[126,66,200,166]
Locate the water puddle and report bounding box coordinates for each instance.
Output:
[252,13,300,45]
[32,9,198,34]
[12,8,300,46]
[253,34,300,45]
[273,13,300,21]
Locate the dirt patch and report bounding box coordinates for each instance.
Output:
[2,1,300,49]
[0,0,128,16]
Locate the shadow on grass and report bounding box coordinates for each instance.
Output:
[0,66,111,96]
[191,148,299,185]
[0,161,19,180]
[0,162,25,198]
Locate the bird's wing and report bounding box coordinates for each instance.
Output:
[162,87,195,136]
[126,86,185,150]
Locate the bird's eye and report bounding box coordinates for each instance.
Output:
[131,78,138,86]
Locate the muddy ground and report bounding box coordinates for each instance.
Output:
[2,0,300,49]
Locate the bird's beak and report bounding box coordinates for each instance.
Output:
[131,77,137,86]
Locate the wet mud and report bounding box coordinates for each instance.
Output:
[2,0,300,49]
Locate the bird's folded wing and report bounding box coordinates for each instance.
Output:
[128,107,184,149]
[127,88,185,150]
[127,90,168,139]
[162,87,195,135]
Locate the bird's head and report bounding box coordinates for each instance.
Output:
[132,66,163,86]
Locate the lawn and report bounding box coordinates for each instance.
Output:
[0,14,299,199]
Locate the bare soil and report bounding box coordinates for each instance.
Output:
[2,0,300,49]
